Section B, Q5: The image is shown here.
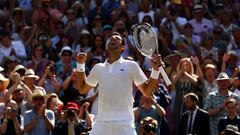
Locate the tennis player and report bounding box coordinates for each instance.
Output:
[76,32,162,135]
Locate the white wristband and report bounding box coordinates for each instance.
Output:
[150,68,160,80]
[77,63,85,72]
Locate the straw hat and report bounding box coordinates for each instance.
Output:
[163,51,186,65]
[216,72,229,81]
[30,89,46,101]
[223,125,240,135]
[22,69,39,80]
[0,73,9,89]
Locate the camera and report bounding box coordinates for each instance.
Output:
[67,110,75,117]
[6,107,17,113]
[143,124,157,133]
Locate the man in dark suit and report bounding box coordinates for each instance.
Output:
[178,92,211,135]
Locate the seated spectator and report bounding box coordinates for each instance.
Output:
[0,32,27,65]
[218,98,240,133]
[0,100,23,135]
[24,89,55,135]
[53,102,91,135]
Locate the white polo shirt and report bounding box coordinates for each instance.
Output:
[86,57,147,124]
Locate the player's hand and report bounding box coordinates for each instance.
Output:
[76,52,87,63]
[151,54,163,71]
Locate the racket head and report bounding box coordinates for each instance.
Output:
[132,22,158,59]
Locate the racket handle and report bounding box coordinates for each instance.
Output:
[159,67,172,86]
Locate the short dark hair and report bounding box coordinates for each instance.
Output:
[184,92,199,103]
[108,32,125,46]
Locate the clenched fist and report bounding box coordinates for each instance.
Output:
[76,52,87,63]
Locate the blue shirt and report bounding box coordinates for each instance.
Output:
[24,109,55,135]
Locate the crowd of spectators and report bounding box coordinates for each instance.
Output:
[0,0,240,135]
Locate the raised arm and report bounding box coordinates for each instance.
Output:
[76,52,93,94]
[137,54,163,97]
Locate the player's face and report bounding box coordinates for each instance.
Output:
[106,35,124,52]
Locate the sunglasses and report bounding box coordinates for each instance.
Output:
[33,97,44,101]
[62,53,72,56]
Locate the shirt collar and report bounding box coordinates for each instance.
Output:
[104,56,124,65]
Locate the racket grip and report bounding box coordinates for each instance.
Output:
[159,67,172,86]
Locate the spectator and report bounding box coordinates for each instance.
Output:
[55,46,76,80]
[53,102,91,135]
[24,89,55,135]
[0,100,23,135]
[204,72,240,135]
[134,95,166,135]
[196,34,220,63]
[6,73,32,115]
[38,62,62,94]
[220,125,240,135]
[201,64,219,105]
[188,4,214,40]
[0,73,9,103]
[172,57,199,131]
[61,69,86,105]
[178,92,210,135]
[27,45,50,77]
[0,32,27,65]
[22,69,46,94]
[139,116,158,135]
[218,98,240,133]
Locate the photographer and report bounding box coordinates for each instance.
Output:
[38,62,62,94]
[0,100,23,135]
[53,102,91,135]
[139,116,158,135]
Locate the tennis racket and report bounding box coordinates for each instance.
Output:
[132,23,172,86]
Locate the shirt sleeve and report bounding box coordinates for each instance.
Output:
[86,65,99,87]
[132,62,148,86]
[46,110,55,127]
[204,94,213,110]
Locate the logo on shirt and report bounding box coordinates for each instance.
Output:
[120,69,125,71]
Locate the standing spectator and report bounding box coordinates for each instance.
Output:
[26,45,50,77]
[61,69,86,105]
[22,69,46,94]
[0,32,27,65]
[188,4,214,40]
[218,98,240,133]
[134,95,166,135]
[76,32,162,135]
[204,72,240,135]
[161,5,187,45]
[172,57,199,131]
[201,64,219,105]
[55,46,76,80]
[0,100,23,135]
[38,62,62,94]
[53,102,91,135]
[178,92,210,135]
[24,89,55,135]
